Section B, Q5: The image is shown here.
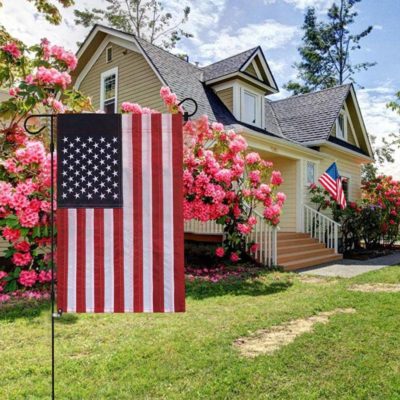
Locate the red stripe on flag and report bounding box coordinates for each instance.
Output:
[172,114,185,312]
[151,114,165,312]
[94,209,105,313]
[56,209,69,313]
[132,114,143,312]
[76,209,86,312]
[113,208,125,312]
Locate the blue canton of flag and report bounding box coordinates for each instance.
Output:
[57,114,123,208]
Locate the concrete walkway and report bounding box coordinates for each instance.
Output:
[299,252,400,278]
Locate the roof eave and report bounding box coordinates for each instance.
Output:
[304,140,374,162]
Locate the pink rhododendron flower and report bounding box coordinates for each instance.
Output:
[1,42,22,58]
[38,270,52,283]
[271,170,283,186]
[9,87,20,97]
[13,252,33,267]
[249,170,261,184]
[14,241,30,252]
[0,294,10,303]
[237,223,252,234]
[18,209,39,228]
[28,66,71,89]
[245,152,261,164]
[230,252,240,262]
[250,243,259,253]
[18,270,37,287]
[215,247,225,257]
[15,141,46,165]
[49,45,78,70]
[211,122,224,132]
[121,102,143,113]
[2,227,21,242]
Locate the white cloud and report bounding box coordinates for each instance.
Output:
[0,0,96,51]
[264,0,333,11]
[357,86,400,179]
[197,20,298,62]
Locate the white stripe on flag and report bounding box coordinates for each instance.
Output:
[85,208,95,312]
[162,114,175,312]
[142,114,153,312]
[104,209,114,312]
[122,115,134,312]
[67,209,77,312]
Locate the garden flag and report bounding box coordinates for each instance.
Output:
[56,113,185,313]
[318,162,347,209]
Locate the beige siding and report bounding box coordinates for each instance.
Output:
[319,146,362,202]
[79,43,166,112]
[0,239,8,256]
[216,87,233,112]
[347,119,357,146]
[255,153,298,232]
[271,157,297,232]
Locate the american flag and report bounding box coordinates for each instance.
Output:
[318,162,347,209]
[56,113,185,313]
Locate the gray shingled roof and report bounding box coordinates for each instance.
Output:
[81,26,358,150]
[201,47,258,81]
[269,85,351,143]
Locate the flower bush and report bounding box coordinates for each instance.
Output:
[309,175,400,252]
[0,31,92,302]
[159,88,286,260]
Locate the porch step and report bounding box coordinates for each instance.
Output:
[277,231,342,271]
[282,253,343,271]
[278,247,335,264]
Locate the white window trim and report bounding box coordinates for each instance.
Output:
[106,46,113,63]
[100,67,118,113]
[239,86,262,128]
[306,161,316,185]
[336,110,348,141]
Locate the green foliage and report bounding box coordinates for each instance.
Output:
[74,0,193,49]
[285,0,376,94]
[0,0,73,25]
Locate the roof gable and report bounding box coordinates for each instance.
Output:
[202,47,278,93]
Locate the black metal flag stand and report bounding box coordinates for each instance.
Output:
[24,114,61,400]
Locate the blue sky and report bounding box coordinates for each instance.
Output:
[1,0,399,176]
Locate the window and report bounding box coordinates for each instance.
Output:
[106,47,113,63]
[100,68,118,114]
[307,161,316,184]
[242,91,257,124]
[336,111,347,140]
[342,177,350,201]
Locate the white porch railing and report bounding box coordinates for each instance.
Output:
[303,204,341,253]
[184,220,224,235]
[244,207,278,267]
[184,208,278,267]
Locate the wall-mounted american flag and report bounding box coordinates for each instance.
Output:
[56,113,185,313]
[318,162,347,210]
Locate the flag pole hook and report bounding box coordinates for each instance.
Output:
[177,98,198,122]
[24,113,61,400]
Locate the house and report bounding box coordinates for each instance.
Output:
[72,24,374,270]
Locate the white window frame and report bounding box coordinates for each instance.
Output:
[106,46,113,63]
[306,161,316,185]
[240,87,262,127]
[100,67,118,113]
[336,110,348,141]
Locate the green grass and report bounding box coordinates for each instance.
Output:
[1,266,400,399]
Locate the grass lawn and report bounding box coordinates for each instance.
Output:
[1,266,400,400]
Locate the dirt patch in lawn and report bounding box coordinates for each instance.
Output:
[349,283,400,293]
[298,276,338,285]
[234,308,356,357]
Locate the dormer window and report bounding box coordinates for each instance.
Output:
[336,110,347,140]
